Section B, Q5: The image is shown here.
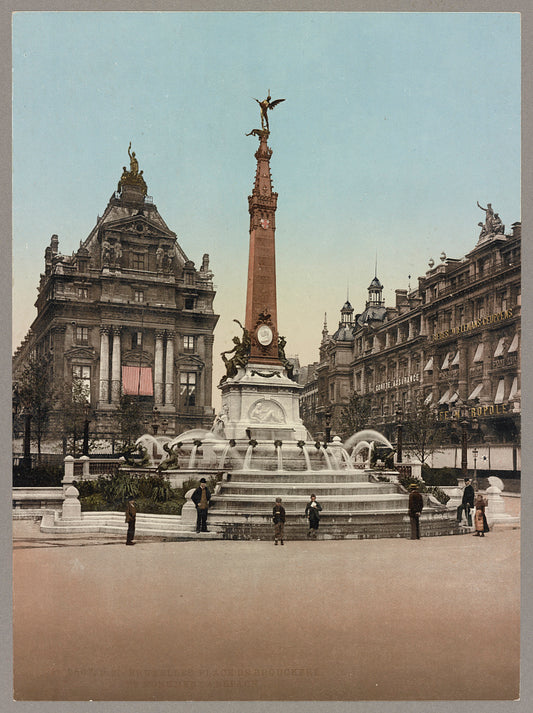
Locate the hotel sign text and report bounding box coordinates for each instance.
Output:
[430,308,513,343]
[375,373,420,392]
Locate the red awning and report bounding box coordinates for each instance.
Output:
[122,366,153,396]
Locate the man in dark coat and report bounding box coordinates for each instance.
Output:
[272,497,286,545]
[457,477,475,526]
[191,477,211,533]
[408,483,424,540]
[305,493,323,539]
[125,495,136,545]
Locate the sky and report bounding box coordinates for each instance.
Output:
[12,11,521,405]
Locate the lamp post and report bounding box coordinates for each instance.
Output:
[472,447,479,492]
[324,408,332,444]
[82,401,91,457]
[151,406,160,436]
[395,404,404,464]
[22,408,32,471]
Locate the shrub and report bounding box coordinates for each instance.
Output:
[12,464,63,487]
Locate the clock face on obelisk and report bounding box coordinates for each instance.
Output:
[257,324,273,346]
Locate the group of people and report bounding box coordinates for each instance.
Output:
[271,493,323,545]
[456,477,490,537]
[124,478,490,546]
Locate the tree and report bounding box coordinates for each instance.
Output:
[337,391,372,441]
[60,376,91,456]
[404,397,444,465]
[13,353,55,462]
[118,393,145,448]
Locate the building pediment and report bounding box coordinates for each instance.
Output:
[175,354,205,371]
[64,346,97,361]
[99,216,175,244]
[122,349,153,367]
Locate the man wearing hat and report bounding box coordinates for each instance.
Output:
[125,495,137,545]
[408,483,424,540]
[191,477,212,533]
[457,478,475,526]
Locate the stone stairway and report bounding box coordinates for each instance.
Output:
[208,469,462,540]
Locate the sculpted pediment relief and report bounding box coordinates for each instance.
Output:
[175,354,205,371]
[100,216,175,243]
[122,349,153,366]
[64,346,97,361]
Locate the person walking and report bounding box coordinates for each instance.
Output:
[408,483,424,540]
[191,477,211,533]
[305,493,322,538]
[125,495,136,545]
[457,477,475,526]
[272,497,286,545]
[473,493,490,537]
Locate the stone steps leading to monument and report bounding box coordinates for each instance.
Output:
[211,493,409,513]
[219,482,399,496]
[224,470,377,484]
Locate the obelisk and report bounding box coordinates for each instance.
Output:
[245,130,281,364]
[217,95,306,442]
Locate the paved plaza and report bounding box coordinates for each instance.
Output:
[13,514,520,702]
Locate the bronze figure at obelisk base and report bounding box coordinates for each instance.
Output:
[218,94,307,441]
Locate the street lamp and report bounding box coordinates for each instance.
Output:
[324,408,332,444]
[395,404,404,464]
[82,401,91,457]
[151,406,160,436]
[472,447,479,492]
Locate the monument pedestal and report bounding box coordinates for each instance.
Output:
[219,362,307,441]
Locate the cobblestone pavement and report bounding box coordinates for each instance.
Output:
[13,517,520,701]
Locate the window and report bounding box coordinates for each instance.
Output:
[183,335,195,351]
[134,290,144,303]
[76,327,89,344]
[132,332,142,349]
[180,372,197,406]
[132,253,145,270]
[77,287,88,299]
[72,365,91,398]
[184,297,195,310]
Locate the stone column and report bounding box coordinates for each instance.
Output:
[154,331,165,405]
[165,331,175,405]
[111,327,121,403]
[99,326,110,404]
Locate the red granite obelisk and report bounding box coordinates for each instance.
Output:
[245,132,282,365]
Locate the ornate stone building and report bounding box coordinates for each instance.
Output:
[304,209,521,462]
[13,147,219,443]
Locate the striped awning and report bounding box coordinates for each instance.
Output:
[509,377,520,400]
[507,333,519,354]
[473,343,484,363]
[449,391,459,403]
[494,379,506,404]
[424,357,434,372]
[122,366,153,396]
[441,353,451,370]
[438,389,451,405]
[468,383,483,401]
[451,351,460,367]
[494,338,506,358]
[424,392,433,405]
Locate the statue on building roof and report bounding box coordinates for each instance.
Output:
[117,143,147,196]
[253,91,285,133]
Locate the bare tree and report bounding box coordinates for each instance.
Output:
[404,396,444,465]
[337,391,372,441]
[13,353,55,462]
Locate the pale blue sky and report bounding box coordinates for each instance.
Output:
[12,11,520,400]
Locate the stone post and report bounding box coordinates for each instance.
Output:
[181,488,198,531]
[62,485,82,520]
[62,455,75,494]
[80,455,90,479]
